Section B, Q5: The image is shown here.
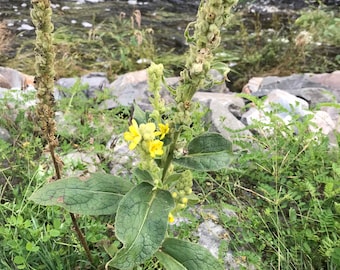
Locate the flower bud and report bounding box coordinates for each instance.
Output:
[181,197,188,204]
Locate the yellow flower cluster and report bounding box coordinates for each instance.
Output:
[168,170,193,224]
[124,119,169,158]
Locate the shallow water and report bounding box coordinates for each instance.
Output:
[0,0,199,55]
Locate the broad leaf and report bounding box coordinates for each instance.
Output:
[174,132,233,171]
[108,182,174,269]
[155,250,186,270]
[29,173,133,215]
[188,133,232,154]
[174,152,233,171]
[132,168,153,184]
[157,238,224,270]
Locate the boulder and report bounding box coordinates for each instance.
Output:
[101,68,228,110]
[0,67,34,90]
[101,69,175,110]
[193,92,252,143]
[56,72,109,98]
[241,89,309,126]
[0,127,11,143]
[244,71,340,105]
[243,72,340,139]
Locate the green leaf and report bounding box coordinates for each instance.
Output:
[211,61,231,81]
[155,250,187,270]
[29,173,133,215]
[48,229,60,237]
[14,256,25,265]
[331,247,340,266]
[163,173,182,188]
[188,133,232,154]
[174,133,233,171]
[133,102,147,124]
[26,242,39,252]
[157,238,224,270]
[133,168,153,184]
[174,152,233,171]
[108,182,174,269]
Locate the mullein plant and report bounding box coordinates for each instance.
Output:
[30,0,237,269]
[30,0,93,264]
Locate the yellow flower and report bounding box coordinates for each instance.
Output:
[148,140,164,158]
[172,192,178,199]
[140,122,158,141]
[124,119,141,150]
[181,197,188,204]
[158,123,169,140]
[22,142,30,148]
[168,213,175,223]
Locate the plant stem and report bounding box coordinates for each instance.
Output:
[161,128,181,182]
[49,145,61,179]
[70,212,94,265]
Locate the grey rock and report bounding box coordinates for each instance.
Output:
[202,69,229,93]
[193,92,252,143]
[106,136,138,176]
[56,72,109,98]
[195,206,254,270]
[82,72,109,98]
[56,77,77,90]
[309,110,335,135]
[0,67,29,89]
[308,70,340,92]
[0,76,11,89]
[0,127,11,143]
[0,88,37,122]
[245,71,340,105]
[62,151,101,176]
[241,89,309,127]
[103,68,228,110]
[99,98,120,110]
[197,220,228,258]
[107,69,149,108]
[241,89,336,142]
[104,69,175,110]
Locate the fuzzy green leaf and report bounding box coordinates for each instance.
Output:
[188,133,232,154]
[155,250,187,270]
[174,133,233,171]
[174,151,233,171]
[29,173,133,215]
[132,168,153,184]
[108,182,174,269]
[157,238,224,270]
